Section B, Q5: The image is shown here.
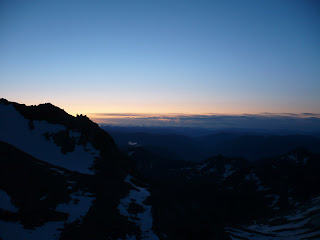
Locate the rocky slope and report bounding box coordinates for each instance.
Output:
[126,144,320,239]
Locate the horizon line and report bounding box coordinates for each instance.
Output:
[87,112,320,118]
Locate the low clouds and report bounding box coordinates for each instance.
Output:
[90,113,320,132]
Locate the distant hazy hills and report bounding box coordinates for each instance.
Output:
[102,125,320,162]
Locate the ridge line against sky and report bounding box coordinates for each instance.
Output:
[1,98,319,131]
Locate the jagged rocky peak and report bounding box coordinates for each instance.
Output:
[0,99,122,160]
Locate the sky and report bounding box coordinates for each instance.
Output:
[1,0,320,118]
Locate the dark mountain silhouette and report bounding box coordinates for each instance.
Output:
[0,99,158,240]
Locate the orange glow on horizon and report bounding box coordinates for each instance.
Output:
[58,101,317,117]
[49,103,320,120]
[3,97,320,119]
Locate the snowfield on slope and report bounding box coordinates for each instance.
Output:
[0,190,18,212]
[0,189,94,240]
[118,175,159,240]
[226,196,320,240]
[0,104,99,174]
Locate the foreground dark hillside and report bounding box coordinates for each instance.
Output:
[127,144,320,239]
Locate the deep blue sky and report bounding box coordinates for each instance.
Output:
[1,0,319,115]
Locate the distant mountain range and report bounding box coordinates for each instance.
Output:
[1,99,320,240]
[102,126,320,161]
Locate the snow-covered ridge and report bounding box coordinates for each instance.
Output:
[0,104,99,174]
[118,175,159,240]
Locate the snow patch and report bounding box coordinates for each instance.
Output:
[40,195,47,201]
[56,191,94,223]
[118,234,137,240]
[0,104,99,174]
[257,185,270,191]
[288,154,298,162]
[244,172,260,182]
[244,172,270,191]
[226,195,320,240]
[197,162,209,170]
[118,175,159,240]
[223,164,235,179]
[266,194,280,208]
[0,190,18,212]
[128,141,139,146]
[0,191,94,240]
[50,168,65,175]
[128,151,134,157]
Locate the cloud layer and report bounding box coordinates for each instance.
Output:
[90,113,320,132]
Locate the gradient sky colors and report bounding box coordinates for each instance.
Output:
[1,0,320,117]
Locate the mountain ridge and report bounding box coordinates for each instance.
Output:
[0,99,159,240]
